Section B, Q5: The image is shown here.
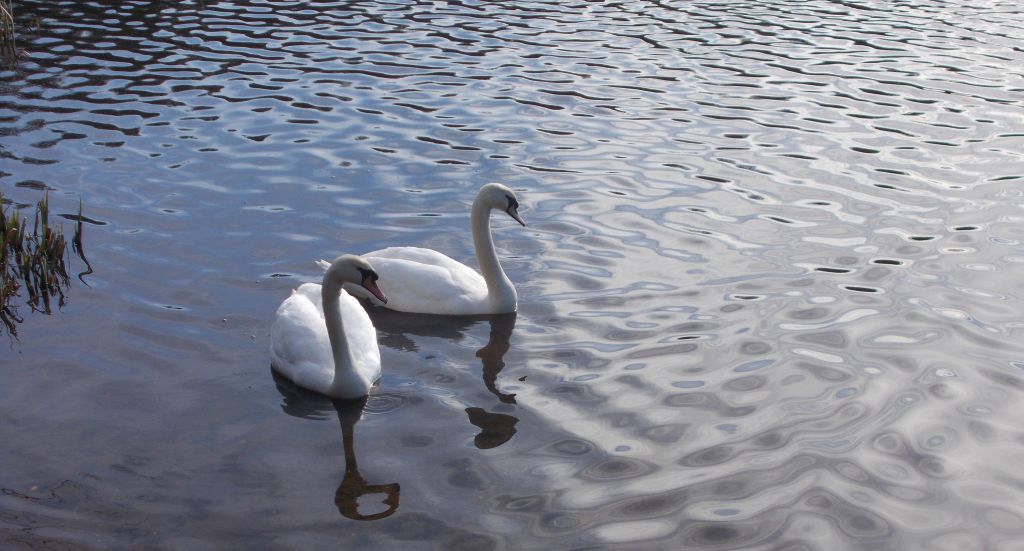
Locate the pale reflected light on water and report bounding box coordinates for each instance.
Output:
[1,1,1024,549]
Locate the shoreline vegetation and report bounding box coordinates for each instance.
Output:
[1,193,90,338]
[1,0,15,66]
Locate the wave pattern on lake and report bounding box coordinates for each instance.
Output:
[2,1,1023,549]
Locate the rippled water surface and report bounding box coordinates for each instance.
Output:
[3,1,1024,549]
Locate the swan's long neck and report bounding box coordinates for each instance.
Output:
[321,278,367,394]
[471,198,517,312]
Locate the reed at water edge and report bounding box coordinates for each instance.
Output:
[1,193,87,337]
[0,0,15,66]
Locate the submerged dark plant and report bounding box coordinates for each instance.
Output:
[1,192,88,337]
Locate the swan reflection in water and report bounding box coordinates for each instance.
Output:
[273,373,400,521]
[367,308,520,449]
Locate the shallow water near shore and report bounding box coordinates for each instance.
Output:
[2,1,1024,549]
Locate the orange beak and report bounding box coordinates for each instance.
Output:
[362,276,387,304]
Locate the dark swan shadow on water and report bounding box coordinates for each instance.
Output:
[365,307,520,449]
[272,372,401,521]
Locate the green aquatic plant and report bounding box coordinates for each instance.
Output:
[1,192,88,337]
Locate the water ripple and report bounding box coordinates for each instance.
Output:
[2,0,1024,549]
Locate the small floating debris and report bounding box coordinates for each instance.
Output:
[843,285,881,294]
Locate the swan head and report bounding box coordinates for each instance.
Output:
[324,254,388,304]
[480,182,526,227]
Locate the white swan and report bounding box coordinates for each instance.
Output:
[270,255,388,399]
[320,182,526,315]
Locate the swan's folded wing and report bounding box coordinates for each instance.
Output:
[270,284,331,372]
[321,247,478,281]
[364,246,461,265]
[343,251,489,314]
[370,247,482,284]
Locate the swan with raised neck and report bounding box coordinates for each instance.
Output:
[472,182,525,313]
[324,183,526,315]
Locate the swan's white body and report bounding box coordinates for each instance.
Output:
[270,256,387,399]
[322,183,526,315]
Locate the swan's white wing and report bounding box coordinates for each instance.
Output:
[270,283,381,395]
[366,247,470,268]
[327,247,490,315]
[366,247,484,288]
[270,283,333,393]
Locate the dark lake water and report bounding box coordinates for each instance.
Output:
[3,1,1024,549]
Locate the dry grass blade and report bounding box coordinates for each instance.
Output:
[72,199,93,281]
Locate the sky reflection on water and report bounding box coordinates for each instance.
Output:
[2,0,1024,549]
